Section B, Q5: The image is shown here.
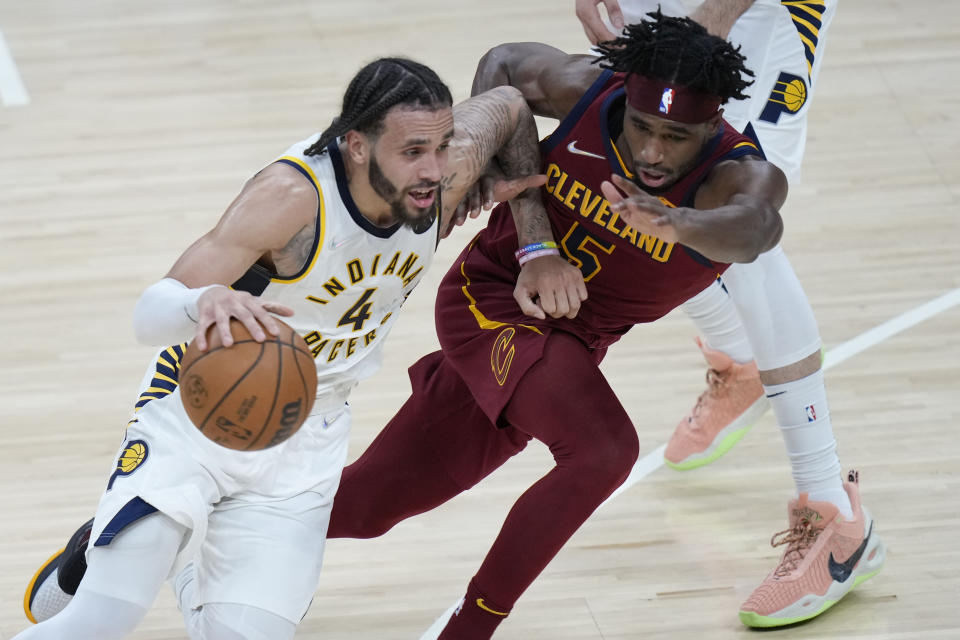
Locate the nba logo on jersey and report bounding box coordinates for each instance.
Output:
[805,404,817,422]
[659,88,674,115]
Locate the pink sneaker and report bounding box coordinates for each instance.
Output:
[664,338,768,470]
[739,471,886,627]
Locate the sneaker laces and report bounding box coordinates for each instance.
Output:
[769,516,823,577]
[690,368,728,419]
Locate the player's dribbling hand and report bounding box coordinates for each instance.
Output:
[194,287,294,351]
[601,173,680,244]
[514,254,587,319]
[575,0,625,45]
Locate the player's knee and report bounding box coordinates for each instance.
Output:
[596,430,640,485]
[328,498,397,539]
[107,511,187,552]
[567,423,639,488]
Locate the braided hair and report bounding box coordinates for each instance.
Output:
[304,57,453,156]
[594,9,753,103]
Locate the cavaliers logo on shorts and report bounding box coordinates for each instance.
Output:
[490,328,516,387]
[106,440,149,490]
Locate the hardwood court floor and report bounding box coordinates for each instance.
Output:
[1,1,958,638]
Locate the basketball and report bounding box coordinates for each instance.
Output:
[179,318,317,451]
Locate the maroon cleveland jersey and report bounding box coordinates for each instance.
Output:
[471,70,763,349]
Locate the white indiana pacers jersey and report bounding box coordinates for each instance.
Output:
[91,136,441,601]
[232,136,440,413]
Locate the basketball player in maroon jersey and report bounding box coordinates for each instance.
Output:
[322,14,883,640]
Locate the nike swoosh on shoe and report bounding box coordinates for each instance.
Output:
[828,521,873,583]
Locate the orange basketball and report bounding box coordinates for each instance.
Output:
[179,318,317,451]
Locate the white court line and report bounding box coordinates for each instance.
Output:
[421,288,960,638]
[823,288,960,370]
[420,600,464,640]
[0,27,30,106]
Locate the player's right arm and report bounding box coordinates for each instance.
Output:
[472,43,602,121]
[133,163,316,351]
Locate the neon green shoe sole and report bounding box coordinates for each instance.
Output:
[738,566,884,628]
[664,422,755,471]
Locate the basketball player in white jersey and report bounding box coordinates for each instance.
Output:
[15,57,549,640]
[570,0,873,628]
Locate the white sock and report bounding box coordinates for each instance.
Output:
[765,369,853,519]
[680,279,754,364]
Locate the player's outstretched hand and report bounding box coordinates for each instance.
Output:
[194,287,294,351]
[575,0,625,45]
[514,254,587,320]
[601,173,680,244]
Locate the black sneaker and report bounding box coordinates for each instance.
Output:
[23,518,93,623]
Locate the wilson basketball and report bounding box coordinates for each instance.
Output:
[179,319,317,451]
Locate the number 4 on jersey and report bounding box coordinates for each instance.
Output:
[337,287,377,331]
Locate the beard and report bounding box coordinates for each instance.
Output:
[368,155,438,233]
[631,152,700,194]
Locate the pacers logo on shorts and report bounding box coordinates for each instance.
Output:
[758,72,808,124]
[106,440,149,490]
[491,327,516,387]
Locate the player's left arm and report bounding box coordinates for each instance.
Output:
[438,86,587,318]
[600,156,786,264]
[438,85,546,238]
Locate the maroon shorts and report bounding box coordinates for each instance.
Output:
[435,239,604,426]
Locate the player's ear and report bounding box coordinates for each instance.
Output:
[343,130,370,164]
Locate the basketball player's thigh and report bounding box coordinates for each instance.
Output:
[504,331,630,443]
[745,4,838,180]
[194,491,330,625]
[91,410,226,576]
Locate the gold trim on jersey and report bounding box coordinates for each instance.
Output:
[459,239,542,335]
[610,140,635,179]
[270,155,328,284]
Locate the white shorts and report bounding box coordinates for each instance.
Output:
[89,348,350,623]
[616,0,838,183]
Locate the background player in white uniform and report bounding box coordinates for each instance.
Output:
[570,0,868,627]
[14,57,547,640]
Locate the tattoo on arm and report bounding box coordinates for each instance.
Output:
[440,171,458,197]
[511,194,554,246]
[452,93,513,183]
[271,223,316,277]
[452,87,555,245]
